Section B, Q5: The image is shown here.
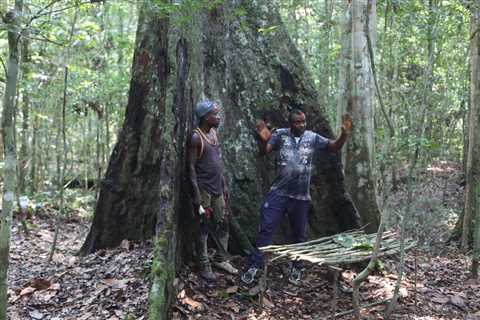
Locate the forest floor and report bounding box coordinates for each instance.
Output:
[7,161,480,320]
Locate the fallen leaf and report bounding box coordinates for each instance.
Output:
[20,286,36,296]
[29,309,44,319]
[226,286,238,294]
[49,283,60,291]
[182,296,204,311]
[177,289,186,299]
[103,278,129,290]
[431,294,449,304]
[121,239,131,250]
[78,312,93,320]
[449,295,466,310]
[29,278,51,290]
[8,289,19,303]
[226,301,239,313]
[248,285,261,296]
[261,296,274,309]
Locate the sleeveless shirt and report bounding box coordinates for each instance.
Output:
[194,129,224,196]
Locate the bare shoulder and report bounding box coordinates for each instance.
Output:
[190,131,201,147]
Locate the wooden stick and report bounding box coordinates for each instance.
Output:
[259,255,269,308]
[328,265,342,320]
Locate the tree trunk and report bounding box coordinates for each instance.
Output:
[465,9,480,258]
[339,0,381,233]
[82,0,361,273]
[80,1,171,254]
[18,38,29,195]
[0,1,22,319]
[149,35,193,320]
[197,0,360,243]
[29,113,39,193]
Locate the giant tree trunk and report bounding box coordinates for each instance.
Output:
[195,0,360,243]
[80,2,171,254]
[0,2,21,319]
[337,0,381,233]
[82,0,361,273]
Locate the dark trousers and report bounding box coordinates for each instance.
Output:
[249,190,310,268]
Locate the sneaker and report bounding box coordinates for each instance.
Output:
[200,263,216,281]
[241,266,259,284]
[213,261,239,275]
[289,265,303,284]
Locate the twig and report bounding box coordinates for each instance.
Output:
[23,33,66,47]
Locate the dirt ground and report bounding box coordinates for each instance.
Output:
[7,161,480,319]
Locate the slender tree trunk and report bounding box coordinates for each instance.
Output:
[29,113,38,193]
[341,0,381,233]
[49,66,68,261]
[18,38,29,195]
[466,8,480,262]
[50,7,77,261]
[0,1,22,319]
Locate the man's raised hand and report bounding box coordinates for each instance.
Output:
[341,114,352,135]
[256,119,272,142]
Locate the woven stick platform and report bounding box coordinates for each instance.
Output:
[260,229,416,265]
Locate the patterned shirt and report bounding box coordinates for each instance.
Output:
[268,129,329,200]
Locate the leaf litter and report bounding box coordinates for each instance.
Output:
[8,161,480,319]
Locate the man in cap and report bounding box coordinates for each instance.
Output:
[241,108,353,284]
[188,100,238,281]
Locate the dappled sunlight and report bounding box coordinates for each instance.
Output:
[426,160,462,174]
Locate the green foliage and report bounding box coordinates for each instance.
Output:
[279,0,469,171]
[333,234,374,251]
[1,1,138,195]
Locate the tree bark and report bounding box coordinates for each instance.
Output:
[339,0,381,233]
[0,2,22,319]
[80,1,171,254]
[467,8,480,271]
[18,38,29,195]
[197,0,360,243]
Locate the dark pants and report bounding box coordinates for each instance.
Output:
[249,190,310,268]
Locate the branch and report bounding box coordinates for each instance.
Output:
[23,33,66,47]
[19,1,94,40]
